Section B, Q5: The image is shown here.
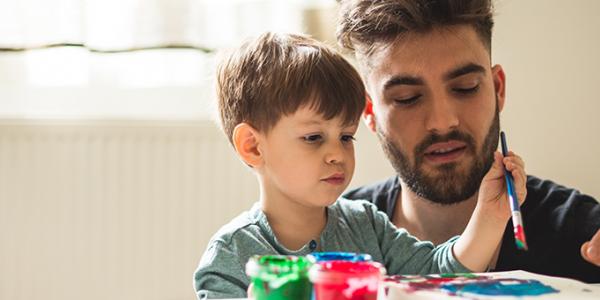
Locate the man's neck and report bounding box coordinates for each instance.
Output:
[392,180,478,245]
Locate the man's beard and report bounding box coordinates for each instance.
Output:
[377,105,500,205]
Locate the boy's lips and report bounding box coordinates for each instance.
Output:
[322,173,345,185]
[423,140,468,164]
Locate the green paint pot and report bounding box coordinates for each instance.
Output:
[246,255,312,300]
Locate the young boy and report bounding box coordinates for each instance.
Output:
[194,32,526,299]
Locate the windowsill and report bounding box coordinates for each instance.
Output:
[0,47,217,120]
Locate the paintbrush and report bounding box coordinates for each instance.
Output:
[500,131,528,250]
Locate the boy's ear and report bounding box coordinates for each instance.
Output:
[363,94,377,132]
[492,64,506,112]
[232,123,263,168]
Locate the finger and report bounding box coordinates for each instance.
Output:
[510,167,527,205]
[504,160,521,172]
[248,283,254,299]
[581,240,600,266]
[502,153,527,202]
[506,151,525,169]
[585,229,600,265]
[484,152,505,180]
[503,153,524,170]
[581,241,590,261]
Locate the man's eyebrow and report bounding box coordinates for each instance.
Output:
[443,63,486,81]
[383,75,424,91]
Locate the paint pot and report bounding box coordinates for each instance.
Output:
[246,255,312,300]
[309,260,385,300]
[307,252,372,263]
[307,252,373,300]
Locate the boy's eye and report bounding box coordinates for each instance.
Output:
[341,135,356,143]
[394,95,421,106]
[303,134,323,143]
[453,84,480,94]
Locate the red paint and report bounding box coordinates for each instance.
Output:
[310,261,384,300]
[514,225,526,241]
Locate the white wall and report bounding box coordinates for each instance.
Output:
[493,0,600,197]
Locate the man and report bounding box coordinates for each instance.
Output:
[337,0,600,282]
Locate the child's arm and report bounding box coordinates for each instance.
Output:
[453,151,527,272]
[194,241,249,299]
[356,201,470,275]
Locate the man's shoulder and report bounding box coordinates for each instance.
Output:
[525,175,599,209]
[343,176,399,217]
[334,197,379,215]
[343,176,398,202]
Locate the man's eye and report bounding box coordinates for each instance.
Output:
[454,84,480,94]
[394,95,420,106]
[341,135,356,143]
[303,134,323,143]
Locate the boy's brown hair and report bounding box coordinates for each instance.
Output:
[337,0,494,59]
[216,32,365,144]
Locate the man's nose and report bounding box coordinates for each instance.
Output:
[425,96,459,134]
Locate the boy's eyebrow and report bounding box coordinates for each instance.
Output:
[443,63,486,81]
[298,120,324,126]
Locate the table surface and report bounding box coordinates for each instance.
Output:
[215,283,600,299]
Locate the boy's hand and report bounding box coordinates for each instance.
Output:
[453,151,527,272]
[477,151,527,224]
[247,283,254,299]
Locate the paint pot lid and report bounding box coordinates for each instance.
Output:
[246,255,311,280]
[307,252,372,263]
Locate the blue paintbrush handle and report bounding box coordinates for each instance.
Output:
[500,131,520,211]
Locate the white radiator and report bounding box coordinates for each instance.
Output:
[0,120,258,300]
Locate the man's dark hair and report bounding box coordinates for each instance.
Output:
[337,0,494,58]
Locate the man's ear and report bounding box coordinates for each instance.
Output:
[232,123,262,168]
[363,94,377,132]
[492,64,506,112]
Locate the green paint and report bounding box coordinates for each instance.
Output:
[246,255,312,300]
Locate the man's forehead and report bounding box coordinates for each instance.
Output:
[364,25,490,80]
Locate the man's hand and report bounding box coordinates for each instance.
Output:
[581,229,600,266]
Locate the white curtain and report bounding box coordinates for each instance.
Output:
[0,0,337,51]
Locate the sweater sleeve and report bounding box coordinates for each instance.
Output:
[366,202,471,275]
[193,240,249,299]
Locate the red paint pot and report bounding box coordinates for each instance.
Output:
[309,260,385,300]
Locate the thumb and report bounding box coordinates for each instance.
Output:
[581,230,600,266]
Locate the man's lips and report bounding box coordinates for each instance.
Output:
[423,141,468,164]
[322,173,345,185]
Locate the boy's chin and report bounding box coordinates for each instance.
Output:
[313,195,341,208]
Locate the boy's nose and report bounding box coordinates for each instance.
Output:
[324,143,345,164]
[425,96,459,134]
